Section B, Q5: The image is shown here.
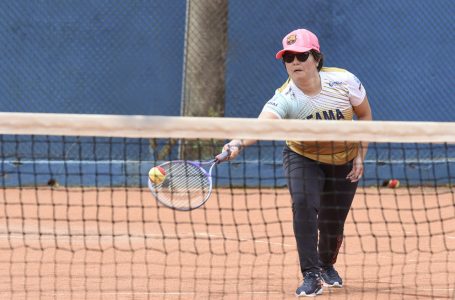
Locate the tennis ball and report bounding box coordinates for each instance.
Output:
[149,166,166,184]
[387,179,400,188]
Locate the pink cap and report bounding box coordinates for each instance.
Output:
[275,29,320,59]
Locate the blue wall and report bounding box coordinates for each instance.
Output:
[0,1,186,115]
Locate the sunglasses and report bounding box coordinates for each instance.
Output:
[282,52,310,63]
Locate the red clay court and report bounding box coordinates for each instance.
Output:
[1,186,453,299]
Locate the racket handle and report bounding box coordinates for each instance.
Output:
[215,149,230,163]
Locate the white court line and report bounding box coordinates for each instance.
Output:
[0,232,158,240]
[0,291,281,297]
[416,288,454,291]
[0,232,168,241]
[0,227,295,249]
[195,232,294,247]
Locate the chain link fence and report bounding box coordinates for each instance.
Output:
[0,0,454,121]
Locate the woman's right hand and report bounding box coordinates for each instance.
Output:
[216,140,243,162]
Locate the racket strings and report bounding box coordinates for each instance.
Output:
[154,162,211,208]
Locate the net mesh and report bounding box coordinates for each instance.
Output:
[0,113,454,300]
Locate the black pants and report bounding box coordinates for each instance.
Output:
[283,147,358,275]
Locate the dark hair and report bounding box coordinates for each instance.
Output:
[311,50,324,71]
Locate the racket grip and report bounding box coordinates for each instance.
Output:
[215,149,231,163]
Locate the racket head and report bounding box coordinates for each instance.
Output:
[148,160,213,211]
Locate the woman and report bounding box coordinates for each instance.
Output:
[217,28,372,297]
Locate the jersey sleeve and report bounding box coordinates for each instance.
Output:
[261,93,289,119]
[346,72,367,106]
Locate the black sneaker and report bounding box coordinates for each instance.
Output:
[321,265,343,287]
[295,271,323,297]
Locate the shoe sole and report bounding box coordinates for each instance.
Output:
[295,287,323,297]
[322,281,342,288]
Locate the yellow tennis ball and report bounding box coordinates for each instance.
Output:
[149,166,166,184]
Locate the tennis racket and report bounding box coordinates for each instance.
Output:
[148,150,230,211]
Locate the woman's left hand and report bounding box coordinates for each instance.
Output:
[346,154,364,182]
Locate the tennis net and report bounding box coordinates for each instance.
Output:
[0,113,454,299]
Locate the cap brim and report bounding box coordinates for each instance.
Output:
[275,46,313,59]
